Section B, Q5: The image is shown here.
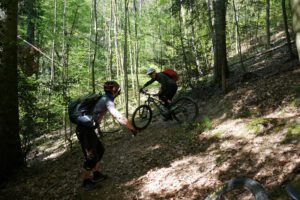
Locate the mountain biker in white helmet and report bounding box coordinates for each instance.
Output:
[140,68,178,107]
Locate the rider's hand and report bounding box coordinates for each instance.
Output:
[139,88,144,93]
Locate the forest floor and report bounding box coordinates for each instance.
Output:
[1,45,300,200]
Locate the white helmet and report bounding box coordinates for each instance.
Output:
[146,68,156,75]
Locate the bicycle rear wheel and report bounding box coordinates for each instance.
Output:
[132,105,152,130]
[99,114,121,136]
[171,97,198,124]
[205,178,269,200]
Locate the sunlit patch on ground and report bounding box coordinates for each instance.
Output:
[146,144,162,151]
[132,155,217,199]
[27,130,77,165]
[126,103,300,199]
[208,118,255,139]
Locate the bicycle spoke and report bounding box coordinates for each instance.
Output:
[172,97,198,124]
[132,105,152,130]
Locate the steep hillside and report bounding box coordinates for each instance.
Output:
[0,47,299,200]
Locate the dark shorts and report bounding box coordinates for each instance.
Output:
[159,84,178,105]
[76,125,105,170]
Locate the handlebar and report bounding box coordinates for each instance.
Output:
[139,89,158,97]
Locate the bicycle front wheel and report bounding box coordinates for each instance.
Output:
[171,97,198,124]
[205,178,269,200]
[132,105,152,130]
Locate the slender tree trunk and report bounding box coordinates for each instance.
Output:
[233,0,245,72]
[123,0,129,118]
[206,0,216,69]
[282,0,294,58]
[290,0,300,62]
[179,0,192,88]
[189,0,202,76]
[0,0,24,183]
[127,13,136,96]
[133,0,140,105]
[65,3,79,145]
[108,0,114,79]
[22,0,38,76]
[47,0,57,129]
[91,0,98,93]
[118,0,124,106]
[255,3,261,51]
[25,0,35,44]
[113,0,120,81]
[51,0,57,81]
[62,0,69,144]
[214,0,228,91]
[158,21,162,70]
[266,0,271,48]
[88,2,93,89]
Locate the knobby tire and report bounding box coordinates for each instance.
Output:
[132,105,152,130]
[205,178,269,200]
[286,185,300,200]
[172,97,199,124]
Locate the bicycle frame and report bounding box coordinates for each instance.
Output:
[141,92,167,116]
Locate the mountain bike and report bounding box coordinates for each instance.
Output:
[132,90,199,130]
[205,177,300,200]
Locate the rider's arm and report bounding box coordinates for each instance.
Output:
[143,78,155,88]
[106,100,135,130]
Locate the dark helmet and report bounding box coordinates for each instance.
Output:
[104,81,121,94]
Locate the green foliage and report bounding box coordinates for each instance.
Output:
[282,124,300,144]
[182,115,212,133]
[18,71,48,158]
[246,117,268,133]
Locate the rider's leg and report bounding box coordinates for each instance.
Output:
[158,90,169,106]
[91,140,107,182]
[163,85,178,108]
[76,125,106,188]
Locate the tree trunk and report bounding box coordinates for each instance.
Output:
[108,0,114,79]
[213,0,228,91]
[255,3,262,52]
[91,0,98,93]
[282,0,295,59]
[133,0,140,105]
[233,0,245,72]
[50,0,57,81]
[25,0,35,44]
[189,0,202,76]
[266,0,271,48]
[0,0,24,183]
[179,0,192,88]
[123,0,129,118]
[88,2,93,88]
[62,0,69,145]
[290,0,300,62]
[127,14,136,97]
[113,0,120,81]
[206,0,216,69]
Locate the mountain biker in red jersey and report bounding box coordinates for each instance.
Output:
[140,68,178,107]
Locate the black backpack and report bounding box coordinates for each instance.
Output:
[68,93,102,125]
